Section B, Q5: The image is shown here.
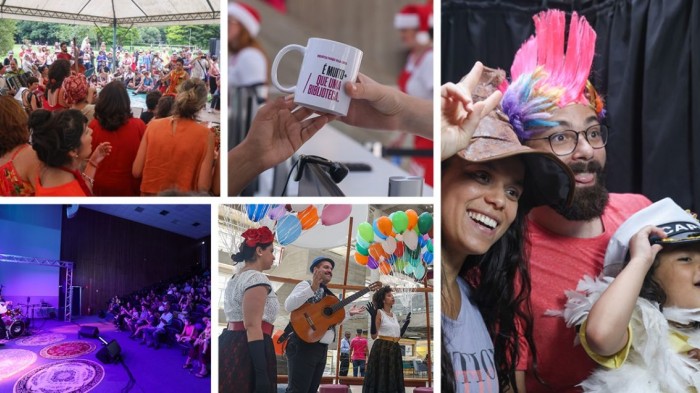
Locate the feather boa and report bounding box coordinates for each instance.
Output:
[551,275,700,393]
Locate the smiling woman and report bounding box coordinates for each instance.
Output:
[440,64,575,393]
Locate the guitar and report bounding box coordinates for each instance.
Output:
[290,281,382,343]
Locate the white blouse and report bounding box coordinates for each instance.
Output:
[224,270,279,324]
[378,309,401,337]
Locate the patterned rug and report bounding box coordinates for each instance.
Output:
[16,333,67,347]
[0,349,37,380]
[14,359,104,393]
[39,341,97,360]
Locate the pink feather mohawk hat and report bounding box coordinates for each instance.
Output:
[500,9,606,141]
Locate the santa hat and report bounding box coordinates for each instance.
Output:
[229,2,261,38]
[394,3,433,45]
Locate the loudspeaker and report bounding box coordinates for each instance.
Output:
[78,325,99,338]
[208,38,220,58]
[96,339,122,364]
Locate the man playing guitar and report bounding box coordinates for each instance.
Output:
[284,257,366,393]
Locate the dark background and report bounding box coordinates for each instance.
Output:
[60,208,209,315]
[442,0,700,210]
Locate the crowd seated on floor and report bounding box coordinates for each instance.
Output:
[106,270,211,378]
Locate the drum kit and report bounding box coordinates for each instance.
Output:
[1,303,30,339]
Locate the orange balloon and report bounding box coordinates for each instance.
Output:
[354,252,369,265]
[369,242,388,261]
[405,209,418,230]
[377,216,394,237]
[298,206,319,230]
[379,261,391,275]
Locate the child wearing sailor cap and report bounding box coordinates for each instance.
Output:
[559,198,700,392]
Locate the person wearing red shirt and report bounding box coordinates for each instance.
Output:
[349,329,369,377]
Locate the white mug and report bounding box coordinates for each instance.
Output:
[271,38,363,116]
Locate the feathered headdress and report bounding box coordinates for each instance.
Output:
[500,10,605,140]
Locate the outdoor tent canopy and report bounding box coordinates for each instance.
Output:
[0,0,220,26]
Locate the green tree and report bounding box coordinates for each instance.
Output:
[139,27,162,47]
[0,19,17,54]
[164,24,218,48]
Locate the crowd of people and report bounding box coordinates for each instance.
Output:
[0,38,220,197]
[108,271,211,379]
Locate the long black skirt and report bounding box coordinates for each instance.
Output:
[219,329,276,393]
[362,338,405,393]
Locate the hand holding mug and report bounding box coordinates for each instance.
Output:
[271,38,363,116]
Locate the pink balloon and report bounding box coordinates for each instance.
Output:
[268,205,287,220]
[320,204,352,226]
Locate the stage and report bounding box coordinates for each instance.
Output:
[0,316,209,393]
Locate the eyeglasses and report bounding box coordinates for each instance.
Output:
[529,124,608,156]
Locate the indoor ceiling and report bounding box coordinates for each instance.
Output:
[81,205,210,240]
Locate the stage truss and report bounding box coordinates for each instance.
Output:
[0,254,75,322]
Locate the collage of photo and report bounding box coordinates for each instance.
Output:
[1,0,699,393]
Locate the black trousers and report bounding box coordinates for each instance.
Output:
[285,335,328,393]
[339,353,350,376]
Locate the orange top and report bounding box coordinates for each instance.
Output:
[34,176,87,196]
[0,145,34,196]
[140,117,210,195]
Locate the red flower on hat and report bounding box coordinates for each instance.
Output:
[241,227,274,247]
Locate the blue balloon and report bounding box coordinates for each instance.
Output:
[372,218,388,240]
[246,204,271,222]
[422,251,433,265]
[276,215,302,245]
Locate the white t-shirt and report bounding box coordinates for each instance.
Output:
[442,277,499,392]
[229,47,267,87]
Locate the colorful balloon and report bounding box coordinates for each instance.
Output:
[413,263,426,280]
[405,209,418,230]
[367,256,379,270]
[391,211,409,234]
[276,215,302,245]
[422,251,433,265]
[418,212,433,235]
[356,243,369,256]
[320,204,352,226]
[358,222,374,243]
[297,206,319,230]
[354,252,369,266]
[356,235,370,249]
[369,243,388,262]
[394,241,405,257]
[379,261,391,274]
[381,237,397,255]
[403,230,418,251]
[268,204,287,220]
[377,216,394,237]
[246,204,271,222]
[372,218,388,240]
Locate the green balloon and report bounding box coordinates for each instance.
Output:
[358,222,374,243]
[391,211,409,233]
[395,259,406,272]
[427,239,433,252]
[356,243,369,256]
[418,212,433,235]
